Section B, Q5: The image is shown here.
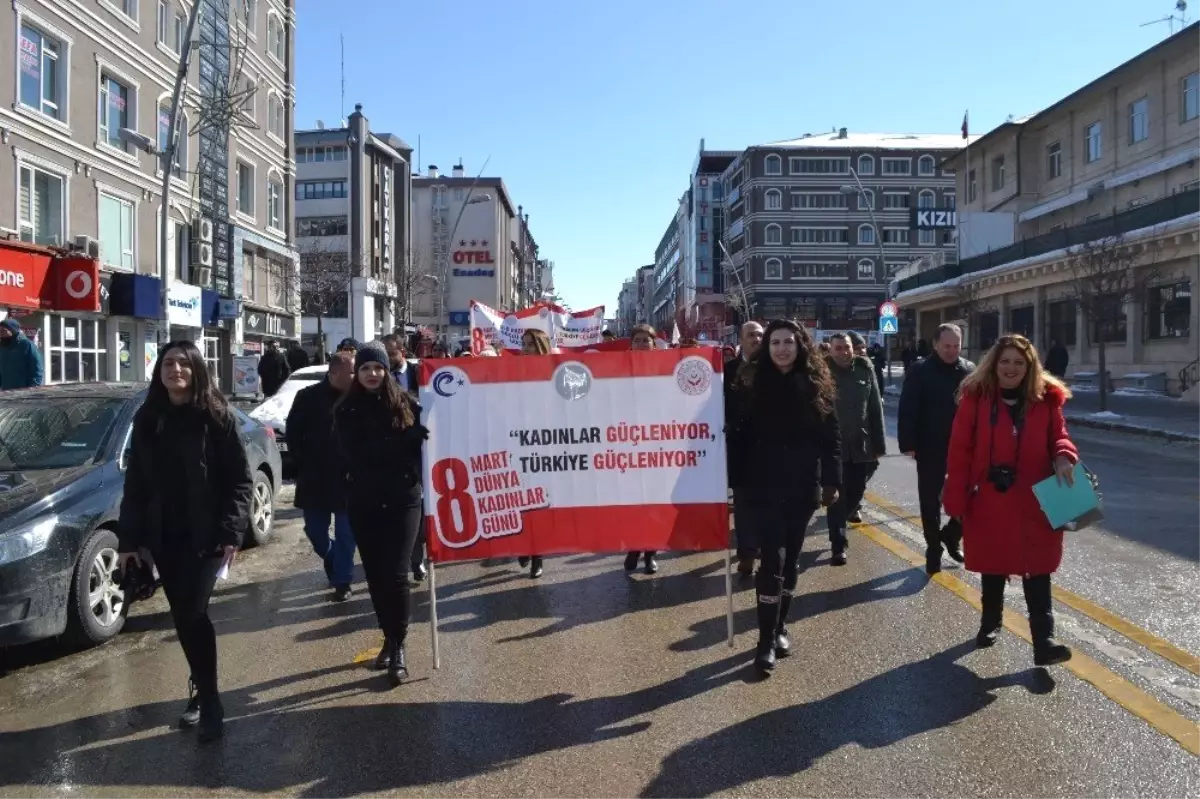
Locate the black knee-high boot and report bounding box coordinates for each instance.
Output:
[754,571,781,674]
[977,574,1005,647]
[775,590,793,658]
[1024,575,1071,666]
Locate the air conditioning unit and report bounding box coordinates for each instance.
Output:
[191,265,212,286]
[191,217,214,243]
[191,240,213,267]
[73,235,101,259]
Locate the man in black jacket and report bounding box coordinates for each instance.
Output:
[898,323,974,575]
[286,351,357,600]
[726,321,764,576]
[382,334,418,395]
[257,341,291,397]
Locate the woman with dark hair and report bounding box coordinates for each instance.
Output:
[943,334,1078,666]
[728,320,841,676]
[623,324,661,575]
[515,329,552,577]
[334,341,428,686]
[117,341,253,742]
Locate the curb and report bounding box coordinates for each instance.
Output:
[1064,414,1200,443]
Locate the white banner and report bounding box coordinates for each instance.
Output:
[468,301,606,354]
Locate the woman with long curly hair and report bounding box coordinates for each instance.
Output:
[728,320,841,676]
[334,341,428,686]
[943,334,1078,666]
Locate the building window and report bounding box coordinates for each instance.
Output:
[156,1,174,51]
[882,228,909,245]
[98,71,133,152]
[882,158,911,175]
[917,189,936,209]
[918,155,935,176]
[297,215,348,236]
[236,161,255,216]
[857,259,875,280]
[1147,281,1191,339]
[157,103,187,178]
[1086,122,1102,163]
[712,180,724,201]
[18,24,64,120]
[764,258,783,280]
[858,224,875,245]
[764,224,782,245]
[267,176,283,230]
[791,192,847,210]
[1090,295,1127,343]
[857,155,875,175]
[858,189,874,210]
[1047,141,1062,179]
[764,154,781,175]
[239,0,257,33]
[792,158,849,175]
[918,229,936,246]
[268,92,285,139]
[115,0,138,22]
[47,318,108,384]
[1045,300,1077,348]
[1129,98,1150,144]
[18,164,65,245]
[267,12,285,61]
[98,192,135,270]
[1009,306,1035,339]
[793,228,849,244]
[883,192,910,209]
[296,147,348,163]
[791,262,847,280]
[945,193,956,209]
[968,169,977,202]
[991,155,1006,190]
[1183,73,1199,123]
[240,74,257,118]
[764,189,781,210]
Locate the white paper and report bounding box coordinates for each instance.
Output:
[216,562,230,580]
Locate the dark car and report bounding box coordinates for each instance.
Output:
[0,383,283,649]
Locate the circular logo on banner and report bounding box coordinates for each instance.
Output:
[64,270,93,300]
[553,362,593,401]
[674,356,713,396]
[431,367,468,398]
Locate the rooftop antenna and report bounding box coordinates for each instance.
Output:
[1141,0,1188,34]
[339,33,345,122]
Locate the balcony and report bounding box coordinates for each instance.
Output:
[894,190,1199,294]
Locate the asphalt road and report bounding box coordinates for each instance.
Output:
[0,476,1196,796]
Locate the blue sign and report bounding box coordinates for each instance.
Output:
[879,316,899,335]
[448,311,470,326]
[218,298,240,319]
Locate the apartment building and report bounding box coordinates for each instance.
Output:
[650,212,681,331]
[635,263,653,323]
[721,129,964,336]
[294,107,412,352]
[411,164,522,341]
[686,143,737,341]
[616,278,638,335]
[892,23,1199,397]
[0,0,296,388]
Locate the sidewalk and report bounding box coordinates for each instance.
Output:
[879,370,1199,442]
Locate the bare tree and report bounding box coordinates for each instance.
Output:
[389,249,442,333]
[297,239,353,363]
[1064,233,1161,412]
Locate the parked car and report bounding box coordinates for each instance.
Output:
[0,383,282,648]
[249,364,328,468]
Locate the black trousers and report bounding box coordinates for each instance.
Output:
[411,524,427,572]
[980,573,1056,643]
[156,553,224,698]
[916,458,948,552]
[827,461,872,553]
[352,505,422,643]
[752,500,818,595]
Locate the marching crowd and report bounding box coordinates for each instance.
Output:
[113,316,1080,743]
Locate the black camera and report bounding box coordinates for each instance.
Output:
[987,465,1017,493]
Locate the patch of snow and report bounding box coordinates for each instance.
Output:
[883,385,902,397]
[1112,388,1180,400]
[1088,411,1125,420]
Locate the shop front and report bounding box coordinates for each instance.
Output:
[241,305,298,355]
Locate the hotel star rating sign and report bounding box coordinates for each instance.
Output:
[879,301,899,336]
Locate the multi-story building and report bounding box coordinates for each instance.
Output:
[721,129,964,336]
[650,212,681,331]
[685,143,738,340]
[616,278,638,335]
[294,107,412,352]
[892,23,1199,397]
[411,164,523,341]
[0,0,297,388]
[635,264,654,323]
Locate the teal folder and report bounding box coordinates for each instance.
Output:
[1032,462,1104,531]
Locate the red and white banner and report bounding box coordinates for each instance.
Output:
[468,300,606,354]
[419,349,729,561]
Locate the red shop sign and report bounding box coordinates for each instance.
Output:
[52,256,101,312]
[0,242,53,311]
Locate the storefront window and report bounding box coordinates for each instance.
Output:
[203,333,223,391]
[46,316,108,383]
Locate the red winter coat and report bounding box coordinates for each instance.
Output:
[943,384,1078,577]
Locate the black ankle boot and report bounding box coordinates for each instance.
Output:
[977,575,1004,648]
[774,592,793,658]
[644,553,659,575]
[179,677,200,729]
[623,552,640,572]
[197,693,224,743]
[925,546,943,575]
[530,556,544,579]
[941,519,964,563]
[754,586,781,676]
[1025,575,1072,666]
[386,639,408,687]
[374,636,393,671]
[754,640,777,675]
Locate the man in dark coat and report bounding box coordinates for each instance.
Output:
[382,334,418,395]
[725,321,764,576]
[898,323,975,575]
[286,351,356,600]
[1045,340,1070,378]
[286,342,310,372]
[0,318,43,390]
[257,341,290,397]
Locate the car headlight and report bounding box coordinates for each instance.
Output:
[0,515,59,566]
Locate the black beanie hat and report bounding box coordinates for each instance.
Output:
[355,340,390,371]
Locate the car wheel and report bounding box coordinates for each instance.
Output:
[246,470,275,548]
[67,529,128,647]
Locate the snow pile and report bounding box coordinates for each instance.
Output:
[1087,411,1124,421]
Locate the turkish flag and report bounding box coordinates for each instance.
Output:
[51,256,101,312]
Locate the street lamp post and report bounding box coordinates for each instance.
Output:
[841,169,894,384]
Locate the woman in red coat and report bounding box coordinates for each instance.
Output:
[943,334,1078,666]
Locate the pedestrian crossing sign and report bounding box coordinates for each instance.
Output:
[879,317,899,335]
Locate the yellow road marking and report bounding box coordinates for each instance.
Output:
[853,514,1200,756]
[864,491,1200,676]
[352,637,386,664]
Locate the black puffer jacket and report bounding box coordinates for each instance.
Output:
[118,403,253,556]
[334,390,427,516]
[897,354,975,462]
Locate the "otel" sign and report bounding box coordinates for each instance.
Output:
[453,250,495,265]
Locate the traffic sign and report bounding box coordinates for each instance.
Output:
[879,301,898,318]
[879,316,899,335]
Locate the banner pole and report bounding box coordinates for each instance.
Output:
[724,547,735,648]
[429,560,441,670]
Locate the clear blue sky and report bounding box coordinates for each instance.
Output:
[295,0,1184,313]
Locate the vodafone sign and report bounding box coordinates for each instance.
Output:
[0,243,101,312]
[53,255,101,312]
[0,244,51,310]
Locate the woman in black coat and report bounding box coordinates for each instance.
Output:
[334,341,428,687]
[117,341,253,743]
[728,320,841,676]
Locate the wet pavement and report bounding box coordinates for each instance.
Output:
[1,476,1198,795]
